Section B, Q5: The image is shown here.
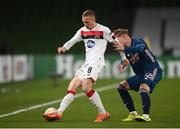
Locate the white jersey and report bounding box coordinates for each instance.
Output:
[63,23,113,66]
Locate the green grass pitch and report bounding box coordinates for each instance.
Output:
[0,78,179,128]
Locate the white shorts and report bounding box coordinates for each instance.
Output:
[75,62,104,82]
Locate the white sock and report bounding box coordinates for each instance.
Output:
[130,111,138,116]
[143,114,150,119]
[57,93,75,114]
[89,91,106,114]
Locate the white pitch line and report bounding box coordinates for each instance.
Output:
[0,83,117,119]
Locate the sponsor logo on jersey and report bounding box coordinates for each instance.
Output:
[86,40,95,48]
[81,31,103,39]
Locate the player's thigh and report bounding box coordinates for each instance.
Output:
[142,68,163,93]
[81,64,103,92]
[75,63,101,82]
[82,78,94,93]
[68,76,83,90]
[126,74,142,91]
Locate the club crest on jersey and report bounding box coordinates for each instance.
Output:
[129,53,140,64]
[87,40,95,48]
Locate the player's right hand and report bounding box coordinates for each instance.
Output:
[113,38,125,51]
[118,65,125,72]
[118,59,129,72]
[57,47,66,54]
[120,59,130,66]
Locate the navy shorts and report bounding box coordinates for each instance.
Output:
[126,68,162,93]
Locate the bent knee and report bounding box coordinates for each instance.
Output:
[117,80,130,90]
[139,83,150,92]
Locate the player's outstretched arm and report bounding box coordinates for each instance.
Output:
[57,47,66,54]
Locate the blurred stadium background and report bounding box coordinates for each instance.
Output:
[0,0,180,128]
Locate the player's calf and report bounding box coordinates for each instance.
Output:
[117,84,136,113]
[85,89,110,122]
[117,83,140,121]
[57,89,76,114]
[139,85,151,121]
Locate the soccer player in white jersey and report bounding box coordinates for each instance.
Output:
[43,10,125,122]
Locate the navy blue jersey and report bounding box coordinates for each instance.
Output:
[124,38,162,75]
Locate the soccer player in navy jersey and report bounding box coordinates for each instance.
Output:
[113,29,162,122]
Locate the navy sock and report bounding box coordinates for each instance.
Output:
[117,84,135,112]
[139,89,151,114]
